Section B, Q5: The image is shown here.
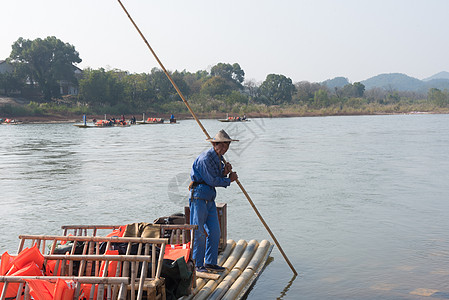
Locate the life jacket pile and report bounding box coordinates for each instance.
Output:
[146,117,162,123]
[0,224,192,299]
[0,234,127,300]
[0,245,75,300]
[95,119,113,127]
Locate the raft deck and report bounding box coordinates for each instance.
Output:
[186,239,273,300]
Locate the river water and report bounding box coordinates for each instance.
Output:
[1,114,449,299]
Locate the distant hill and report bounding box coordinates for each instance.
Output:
[424,78,449,91]
[361,73,425,92]
[321,71,449,93]
[321,77,349,89]
[423,71,449,82]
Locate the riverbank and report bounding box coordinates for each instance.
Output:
[1,95,447,124]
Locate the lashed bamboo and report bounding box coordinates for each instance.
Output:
[207,240,259,300]
[184,240,236,300]
[222,240,271,300]
[193,240,248,300]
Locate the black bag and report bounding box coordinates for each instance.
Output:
[153,213,185,225]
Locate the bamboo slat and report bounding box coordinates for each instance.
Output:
[193,240,248,300]
[207,240,259,300]
[185,239,236,299]
[18,235,168,245]
[195,272,220,280]
[222,240,271,300]
[44,254,152,262]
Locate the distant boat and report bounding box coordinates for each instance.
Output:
[136,117,164,124]
[74,118,130,128]
[218,117,249,122]
[135,112,165,124]
[0,118,22,125]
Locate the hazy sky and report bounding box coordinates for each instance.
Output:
[1,0,448,83]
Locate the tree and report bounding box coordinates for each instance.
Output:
[428,88,449,107]
[258,74,296,105]
[340,82,365,98]
[0,68,24,96]
[313,89,330,108]
[210,63,245,87]
[9,36,82,100]
[78,68,125,106]
[148,68,189,103]
[201,76,234,96]
[182,70,208,95]
[122,72,155,109]
[364,87,388,104]
[294,81,324,104]
[353,82,365,97]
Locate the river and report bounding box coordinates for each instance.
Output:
[1,114,449,299]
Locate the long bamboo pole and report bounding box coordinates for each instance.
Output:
[117,0,297,276]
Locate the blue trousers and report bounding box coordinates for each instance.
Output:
[189,198,221,267]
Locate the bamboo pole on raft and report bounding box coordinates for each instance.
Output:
[116,0,298,276]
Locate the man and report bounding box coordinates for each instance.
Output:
[189,129,238,272]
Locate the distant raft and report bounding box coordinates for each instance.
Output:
[218,117,249,122]
[136,117,165,124]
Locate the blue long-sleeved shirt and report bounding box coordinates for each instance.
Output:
[190,147,231,201]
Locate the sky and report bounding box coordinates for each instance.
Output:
[1,0,448,84]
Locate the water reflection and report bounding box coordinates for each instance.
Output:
[277,274,297,300]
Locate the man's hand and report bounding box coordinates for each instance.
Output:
[229,172,238,182]
[223,162,233,176]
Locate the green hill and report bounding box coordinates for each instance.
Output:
[361,73,425,91]
[322,77,349,89]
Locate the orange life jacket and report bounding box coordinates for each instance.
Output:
[0,251,13,275]
[164,242,191,262]
[12,244,45,270]
[106,225,127,238]
[25,278,75,300]
[0,262,43,298]
[99,249,120,277]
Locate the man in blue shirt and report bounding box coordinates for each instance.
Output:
[189,129,238,272]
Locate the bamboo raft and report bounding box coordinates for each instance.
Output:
[217,119,249,123]
[1,222,272,300]
[136,120,164,125]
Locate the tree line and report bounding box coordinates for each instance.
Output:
[1,36,449,117]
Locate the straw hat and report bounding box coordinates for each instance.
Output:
[206,129,239,142]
